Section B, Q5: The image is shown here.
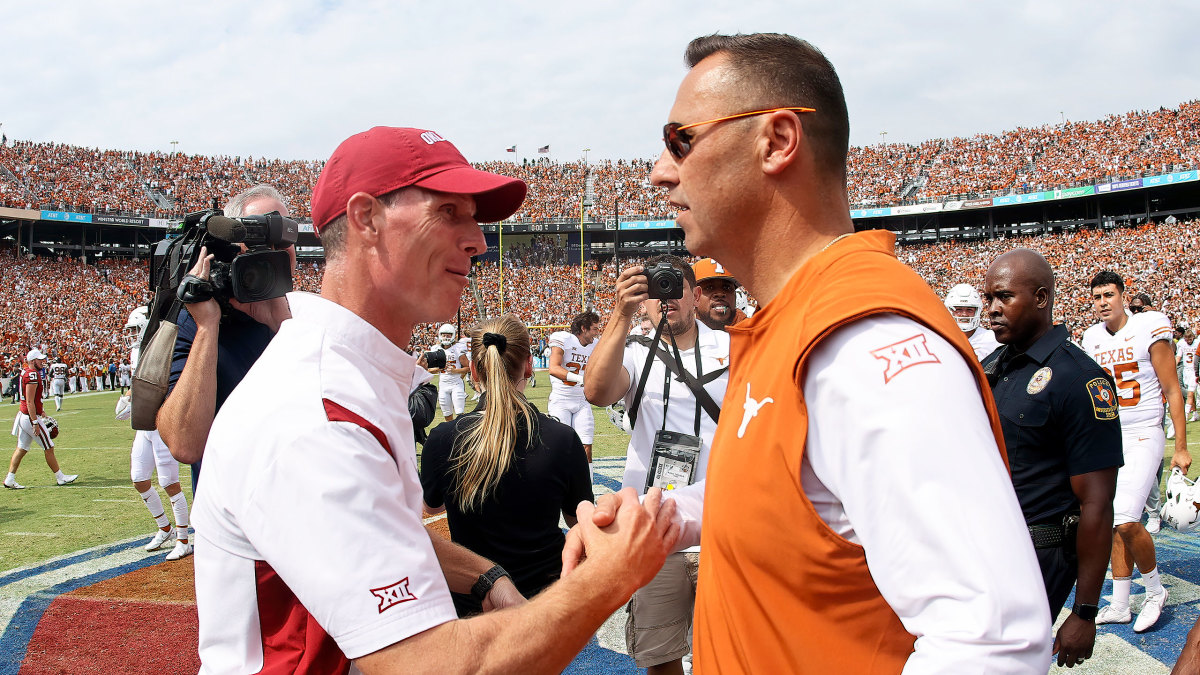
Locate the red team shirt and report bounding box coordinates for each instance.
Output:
[19,367,44,417]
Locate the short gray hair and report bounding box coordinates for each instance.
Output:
[320,187,407,262]
[225,184,289,218]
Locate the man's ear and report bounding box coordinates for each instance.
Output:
[761,110,803,176]
[345,192,382,244]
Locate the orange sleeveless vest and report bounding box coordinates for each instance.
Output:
[693,230,1007,674]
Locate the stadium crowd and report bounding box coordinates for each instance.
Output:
[0,246,146,383]
[6,217,1200,375]
[2,101,1196,219]
[907,218,1200,339]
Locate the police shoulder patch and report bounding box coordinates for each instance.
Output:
[1086,377,1118,420]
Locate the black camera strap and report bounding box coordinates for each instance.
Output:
[627,304,724,432]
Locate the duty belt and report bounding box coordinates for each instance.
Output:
[1028,522,1067,549]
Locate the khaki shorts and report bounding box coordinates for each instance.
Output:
[625,551,699,667]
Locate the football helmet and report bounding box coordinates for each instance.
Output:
[944,284,982,332]
[42,416,59,440]
[1161,467,1200,533]
[124,306,149,349]
[438,324,457,347]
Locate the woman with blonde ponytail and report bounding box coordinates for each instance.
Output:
[421,314,594,616]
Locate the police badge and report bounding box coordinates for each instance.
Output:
[1026,367,1052,395]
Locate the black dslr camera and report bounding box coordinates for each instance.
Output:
[423,349,448,370]
[149,201,299,309]
[645,262,684,300]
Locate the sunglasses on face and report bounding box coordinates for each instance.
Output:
[1130,305,1145,313]
[662,106,817,160]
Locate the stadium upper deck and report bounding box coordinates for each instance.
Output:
[0,101,1195,221]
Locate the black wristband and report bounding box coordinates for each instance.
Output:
[1072,602,1099,622]
[471,564,510,602]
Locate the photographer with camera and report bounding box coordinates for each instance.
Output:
[584,254,729,675]
[156,184,295,492]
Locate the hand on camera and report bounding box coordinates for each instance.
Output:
[614,266,649,317]
[182,247,221,330]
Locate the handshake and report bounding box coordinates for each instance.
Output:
[560,487,681,589]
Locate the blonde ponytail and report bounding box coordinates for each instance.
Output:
[449,315,535,512]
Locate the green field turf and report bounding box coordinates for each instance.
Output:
[6,371,1196,574]
[0,371,629,571]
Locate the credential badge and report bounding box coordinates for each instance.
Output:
[1026,367,1052,395]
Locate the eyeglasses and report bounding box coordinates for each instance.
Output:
[1130,305,1145,313]
[662,106,817,159]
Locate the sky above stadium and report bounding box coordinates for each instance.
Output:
[2,0,1198,164]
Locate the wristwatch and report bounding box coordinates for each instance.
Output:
[1072,602,1099,622]
[471,564,511,603]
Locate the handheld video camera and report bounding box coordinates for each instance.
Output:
[645,262,684,300]
[150,203,298,309]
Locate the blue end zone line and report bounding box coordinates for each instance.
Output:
[0,554,166,675]
[0,538,148,588]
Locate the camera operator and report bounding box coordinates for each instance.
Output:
[584,254,730,675]
[157,185,294,492]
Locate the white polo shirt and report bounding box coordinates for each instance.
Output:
[619,320,730,495]
[192,292,454,673]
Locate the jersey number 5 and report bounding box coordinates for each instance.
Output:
[1104,363,1142,407]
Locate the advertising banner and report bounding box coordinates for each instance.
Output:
[40,210,91,223]
[620,220,677,231]
[92,214,148,226]
[962,198,993,209]
[892,203,944,215]
[1142,170,1198,188]
[1053,186,1095,199]
[1097,178,1142,193]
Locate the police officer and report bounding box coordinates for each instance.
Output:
[981,248,1123,670]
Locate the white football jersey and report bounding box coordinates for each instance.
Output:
[549,331,595,401]
[50,363,68,379]
[432,340,468,385]
[968,328,1001,362]
[1178,338,1198,375]
[1082,310,1174,429]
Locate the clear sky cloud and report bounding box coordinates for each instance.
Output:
[1,0,1196,163]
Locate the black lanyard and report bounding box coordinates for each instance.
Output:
[659,310,704,437]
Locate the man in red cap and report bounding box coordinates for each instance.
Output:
[691,257,746,331]
[191,127,679,674]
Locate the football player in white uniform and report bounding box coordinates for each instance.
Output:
[1082,271,1192,631]
[119,307,191,561]
[549,311,602,465]
[428,323,469,421]
[944,283,1000,361]
[48,359,68,411]
[1177,328,1198,423]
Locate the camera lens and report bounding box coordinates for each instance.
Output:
[239,262,267,295]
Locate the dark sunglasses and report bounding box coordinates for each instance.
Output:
[1130,305,1145,313]
[662,106,817,159]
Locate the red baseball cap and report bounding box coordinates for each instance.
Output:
[310,127,527,231]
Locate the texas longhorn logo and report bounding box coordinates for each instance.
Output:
[870,333,941,384]
[370,577,417,613]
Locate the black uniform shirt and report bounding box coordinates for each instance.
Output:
[982,324,1124,525]
[420,396,594,597]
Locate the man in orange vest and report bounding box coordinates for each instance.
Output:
[568,32,1052,673]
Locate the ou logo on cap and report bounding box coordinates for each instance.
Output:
[420,131,447,145]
